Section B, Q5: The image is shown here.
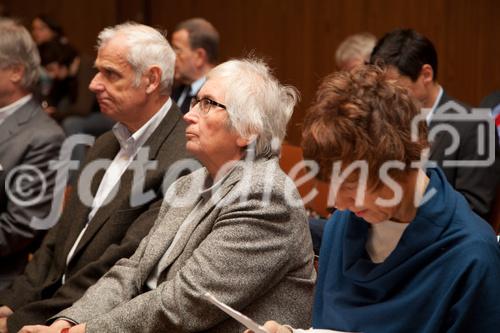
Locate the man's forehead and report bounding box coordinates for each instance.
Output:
[172,29,189,40]
[172,29,190,47]
[95,41,129,68]
[98,34,129,54]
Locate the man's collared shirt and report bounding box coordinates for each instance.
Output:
[426,85,444,125]
[176,77,207,107]
[64,98,173,276]
[0,94,32,127]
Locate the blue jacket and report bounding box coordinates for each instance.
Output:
[313,168,500,333]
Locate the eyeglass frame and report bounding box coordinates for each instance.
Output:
[189,96,227,114]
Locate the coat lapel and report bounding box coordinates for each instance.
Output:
[428,91,450,160]
[138,197,200,281]
[0,99,38,145]
[68,104,184,262]
[62,135,120,260]
[140,164,245,283]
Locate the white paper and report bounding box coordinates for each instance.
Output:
[203,292,269,333]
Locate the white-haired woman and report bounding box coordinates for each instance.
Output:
[21,58,316,333]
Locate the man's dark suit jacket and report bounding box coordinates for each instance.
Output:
[429,91,500,220]
[0,98,65,290]
[171,85,191,114]
[0,103,190,333]
[480,91,500,109]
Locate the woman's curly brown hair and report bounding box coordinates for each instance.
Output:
[302,65,428,186]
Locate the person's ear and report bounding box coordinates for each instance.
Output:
[9,65,24,84]
[236,137,248,148]
[194,48,207,66]
[236,134,257,148]
[420,64,434,84]
[145,66,162,94]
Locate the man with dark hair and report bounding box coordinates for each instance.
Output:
[370,28,500,221]
[37,40,79,118]
[171,18,219,114]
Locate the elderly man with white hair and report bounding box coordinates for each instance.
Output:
[21,58,316,333]
[0,22,189,333]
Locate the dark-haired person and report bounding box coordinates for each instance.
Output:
[250,66,500,333]
[31,15,79,77]
[37,40,78,119]
[171,18,219,114]
[370,28,500,221]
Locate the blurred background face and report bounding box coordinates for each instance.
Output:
[339,57,364,72]
[31,18,56,45]
[0,67,18,107]
[387,66,428,106]
[172,29,198,85]
[44,62,68,79]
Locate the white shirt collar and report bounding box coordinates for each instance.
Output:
[190,77,206,96]
[426,86,444,124]
[0,94,33,126]
[112,98,173,153]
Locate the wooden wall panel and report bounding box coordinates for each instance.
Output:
[1,0,117,56]
[2,0,499,144]
[150,0,500,144]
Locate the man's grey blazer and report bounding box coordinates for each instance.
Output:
[57,157,316,332]
[0,98,65,289]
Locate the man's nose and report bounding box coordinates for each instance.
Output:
[89,73,103,93]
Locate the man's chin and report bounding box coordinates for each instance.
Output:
[98,106,113,117]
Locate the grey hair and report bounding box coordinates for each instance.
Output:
[97,22,175,96]
[207,58,299,158]
[0,18,40,90]
[335,32,377,68]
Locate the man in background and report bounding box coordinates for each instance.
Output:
[335,32,376,71]
[370,28,500,220]
[171,17,219,113]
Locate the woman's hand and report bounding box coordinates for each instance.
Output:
[0,306,13,333]
[18,325,59,333]
[18,319,78,333]
[0,306,13,318]
[244,320,293,333]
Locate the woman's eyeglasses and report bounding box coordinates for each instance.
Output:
[190,96,227,114]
